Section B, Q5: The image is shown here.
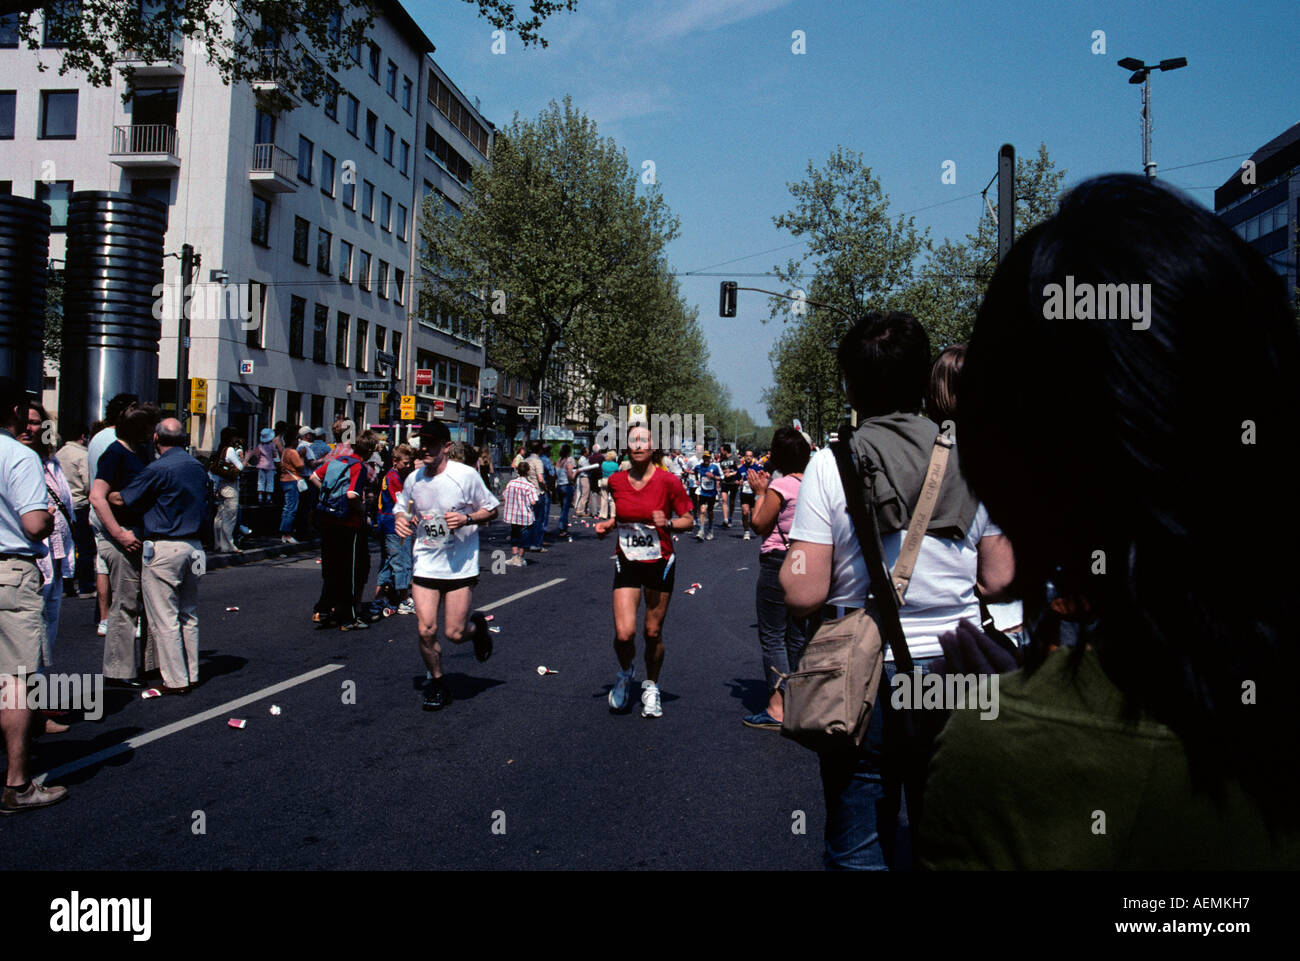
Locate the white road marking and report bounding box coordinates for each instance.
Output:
[34,664,346,785]
[477,577,566,612]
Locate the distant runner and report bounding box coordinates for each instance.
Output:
[394,421,500,711]
[693,450,723,541]
[595,426,694,718]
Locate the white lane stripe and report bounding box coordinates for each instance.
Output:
[34,663,346,785]
[477,577,565,612]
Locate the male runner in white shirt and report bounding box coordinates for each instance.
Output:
[394,420,500,711]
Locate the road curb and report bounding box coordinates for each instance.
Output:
[206,538,320,570]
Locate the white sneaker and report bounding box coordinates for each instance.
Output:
[706,532,714,541]
[695,531,704,541]
[282,535,300,544]
[743,532,752,541]
[608,665,635,710]
[641,680,662,718]
[396,598,416,615]
[96,619,107,637]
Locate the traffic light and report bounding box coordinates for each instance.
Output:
[719,281,737,318]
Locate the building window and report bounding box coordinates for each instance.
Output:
[42,1,76,48]
[392,331,402,369]
[289,296,306,358]
[38,90,77,139]
[245,280,267,349]
[358,250,372,291]
[0,91,14,139]
[293,216,310,263]
[380,192,391,231]
[365,110,377,151]
[386,60,397,98]
[316,228,332,274]
[35,180,72,230]
[394,268,405,306]
[376,326,386,353]
[342,176,355,209]
[1,13,21,48]
[323,77,339,121]
[356,319,369,372]
[313,304,328,363]
[402,76,412,112]
[367,42,380,82]
[353,401,366,427]
[335,312,350,367]
[327,9,341,44]
[346,94,359,137]
[377,260,389,299]
[396,203,408,241]
[320,150,335,197]
[254,108,275,145]
[362,180,374,220]
[339,240,353,283]
[297,135,313,183]
[287,389,303,424]
[251,194,270,246]
[334,397,347,422]
[383,125,394,165]
[399,139,409,177]
[310,394,325,427]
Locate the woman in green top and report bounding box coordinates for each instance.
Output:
[921,174,1300,870]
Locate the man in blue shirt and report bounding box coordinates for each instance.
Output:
[0,378,68,813]
[114,418,209,694]
[694,451,724,541]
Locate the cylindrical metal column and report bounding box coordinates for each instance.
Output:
[0,195,52,394]
[60,191,167,429]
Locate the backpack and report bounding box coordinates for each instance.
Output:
[315,455,361,519]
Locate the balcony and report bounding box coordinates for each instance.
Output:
[117,37,185,77]
[248,144,298,193]
[110,125,181,168]
[251,50,301,106]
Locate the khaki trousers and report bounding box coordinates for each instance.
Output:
[97,534,153,679]
[141,539,202,688]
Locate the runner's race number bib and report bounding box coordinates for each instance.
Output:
[618,522,663,561]
[418,511,452,547]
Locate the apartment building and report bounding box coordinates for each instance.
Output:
[0,1,492,449]
[1214,119,1299,305]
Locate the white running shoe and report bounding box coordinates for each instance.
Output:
[743,532,752,541]
[96,619,107,637]
[641,680,663,718]
[706,532,714,541]
[695,531,704,541]
[608,665,635,710]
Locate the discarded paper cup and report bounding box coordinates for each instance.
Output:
[488,626,502,634]
[269,705,281,716]
[141,688,161,699]
[536,665,557,676]
[225,606,240,612]
[227,718,247,729]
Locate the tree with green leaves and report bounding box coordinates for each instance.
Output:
[418,96,681,417]
[907,142,1067,347]
[0,0,576,105]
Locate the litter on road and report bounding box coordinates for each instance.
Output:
[536,665,558,675]
[141,689,160,699]
[269,705,282,715]
[227,718,247,729]
[225,606,240,612]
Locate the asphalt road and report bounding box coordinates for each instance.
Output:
[11,510,826,870]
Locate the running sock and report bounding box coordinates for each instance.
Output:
[6,781,31,792]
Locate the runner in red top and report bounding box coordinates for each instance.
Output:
[595,425,694,718]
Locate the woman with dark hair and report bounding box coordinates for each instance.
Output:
[555,443,575,537]
[921,173,1300,869]
[925,344,966,429]
[209,427,248,554]
[742,426,811,730]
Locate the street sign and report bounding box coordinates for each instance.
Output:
[354,379,389,392]
[482,368,499,391]
[376,349,398,368]
[399,395,416,420]
[190,378,207,411]
[415,368,433,387]
[239,360,254,375]
[518,405,540,416]
[629,403,647,424]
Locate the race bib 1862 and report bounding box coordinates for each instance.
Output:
[617,522,663,561]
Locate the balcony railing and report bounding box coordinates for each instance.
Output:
[110,124,180,166]
[248,143,297,193]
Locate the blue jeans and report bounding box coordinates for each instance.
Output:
[376,530,413,595]
[817,655,937,870]
[529,492,551,547]
[557,485,574,532]
[279,480,299,534]
[755,551,809,692]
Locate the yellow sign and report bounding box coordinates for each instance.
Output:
[629,403,647,426]
[189,378,207,412]
[399,395,416,420]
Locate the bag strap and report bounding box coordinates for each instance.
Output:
[830,437,914,675]
[889,435,954,606]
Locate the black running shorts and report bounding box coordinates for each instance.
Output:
[412,575,479,593]
[612,553,676,593]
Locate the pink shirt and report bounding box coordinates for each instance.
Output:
[761,473,802,554]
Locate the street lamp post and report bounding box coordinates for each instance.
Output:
[1117,56,1187,179]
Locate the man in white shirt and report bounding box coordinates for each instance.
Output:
[394,420,500,711]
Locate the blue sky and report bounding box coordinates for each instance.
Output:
[408,0,1299,423]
